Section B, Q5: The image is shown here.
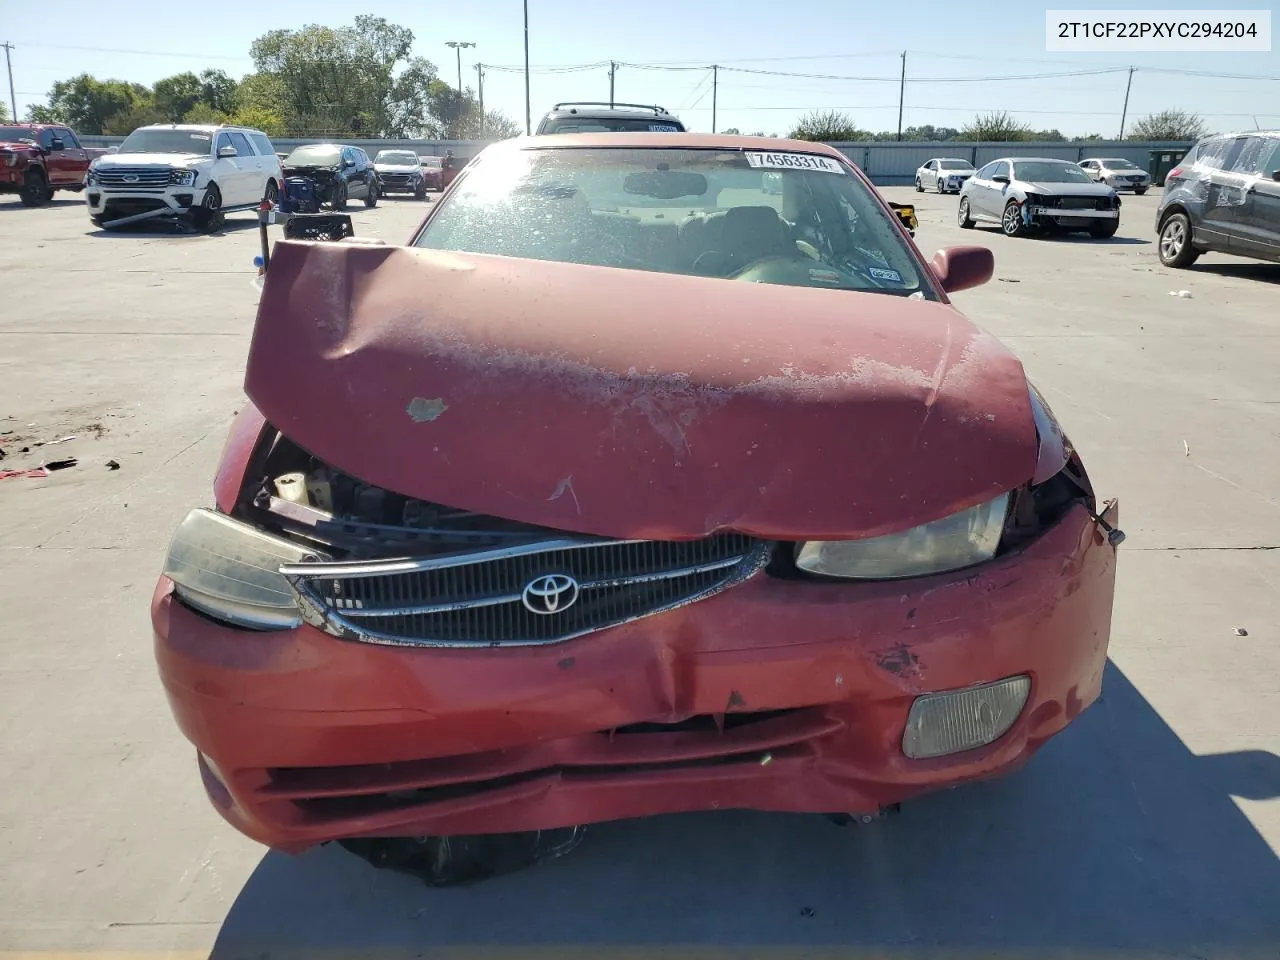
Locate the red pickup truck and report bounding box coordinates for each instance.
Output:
[0,123,106,206]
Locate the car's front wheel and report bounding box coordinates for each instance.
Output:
[264,179,278,204]
[1134,187,1148,196]
[1089,219,1120,239]
[191,183,225,233]
[1158,211,1200,268]
[937,177,947,194]
[19,169,52,206]
[1001,199,1026,237]
[364,182,379,208]
[957,197,975,229]
[914,177,923,193]
[332,181,348,210]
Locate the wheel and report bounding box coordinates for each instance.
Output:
[414,184,427,200]
[1134,187,1148,196]
[264,179,278,204]
[19,169,52,206]
[364,182,379,208]
[191,183,225,233]
[1158,212,1200,268]
[332,180,348,210]
[914,177,923,193]
[1001,199,1026,237]
[1089,219,1119,239]
[937,176,947,195]
[90,215,106,229]
[957,197,974,229]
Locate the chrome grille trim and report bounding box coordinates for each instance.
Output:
[282,535,771,648]
[94,166,171,187]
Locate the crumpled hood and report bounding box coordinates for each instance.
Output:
[244,242,1038,540]
[98,152,210,168]
[1019,180,1116,197]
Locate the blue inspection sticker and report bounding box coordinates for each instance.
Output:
[868,267,904,283]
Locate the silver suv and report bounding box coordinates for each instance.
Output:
[535,103,684,135]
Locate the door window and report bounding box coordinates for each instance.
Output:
[1196,137,1238,172]
[227,131,253,157]
[990,161,1011,180]
[975,161,999,179]
[215,133,234,156]
[1230,136,1280,176]
[55,127,80,149]
[249,132,275,157]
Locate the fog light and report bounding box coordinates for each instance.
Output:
[902,675,1031,759]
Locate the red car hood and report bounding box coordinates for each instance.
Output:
[244,242,1037,540]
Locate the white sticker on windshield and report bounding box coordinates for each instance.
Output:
[745,152,846,174]
[869,267,904,283]
[190,134,211,141]
[649,124,680,132]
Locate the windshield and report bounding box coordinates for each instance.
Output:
[938,160,974,170]
[415,146,932,299]
[545,118,683,133]
[376,150,419,165]
[1101,158,1141,169]
[1013,161,1094,183]
[117,129,212,155]
[421,157,443,168]
[287,145,343,166]
[0,126,38,142]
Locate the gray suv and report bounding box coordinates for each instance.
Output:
[535,102,684,135]
[1155,130,1280,268]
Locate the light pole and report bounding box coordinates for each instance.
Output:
[523,0,531,135]
[445,41,475,93]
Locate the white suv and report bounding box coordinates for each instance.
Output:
[85,123,283,232]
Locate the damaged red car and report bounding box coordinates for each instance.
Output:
[152,133,1121,855]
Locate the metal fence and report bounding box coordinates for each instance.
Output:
[79,135,1192,186]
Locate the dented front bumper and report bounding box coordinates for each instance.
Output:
[153,500,1119,853]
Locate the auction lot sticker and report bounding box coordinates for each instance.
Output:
[746,152,847,174]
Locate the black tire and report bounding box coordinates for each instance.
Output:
[914,178,923,193]
[192,183,225,234]
[1158,211,1200,268]
[1134,187,1148,196]
[957,197,975,229]
[364,181,379,208]
[264,179,278,204]
[19,169,52,206]
[332,180,348,210]
[414,184,427,200]
[90,215,106,229]
[1089,219,1120,240]
[937,176,947,195]
[1001,199,1026,237]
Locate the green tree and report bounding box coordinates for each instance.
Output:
[37,74,151,134]
[198,69,239,114]
[386,57,439,138]
[789,110,870,142]
[722,126,741,135]
[1127,109,1206,141]
[182,102,229,125]
[0,102,9,122]
[103,100,167,135]
[424,79,475,139]
[26,103,63,123]
[958,111,1032,142]
[228,105,286,137]
[153,72,205,122]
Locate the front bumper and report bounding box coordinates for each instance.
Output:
[85,186,206,221]
[379,175,422,193]
[1025,206,1119,219]
[153,501,1119,853]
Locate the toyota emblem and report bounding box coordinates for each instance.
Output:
[521,574,580,615]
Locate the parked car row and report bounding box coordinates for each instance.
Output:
[915,155,1154,198]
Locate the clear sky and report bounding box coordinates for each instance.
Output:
[4,0,1278,137]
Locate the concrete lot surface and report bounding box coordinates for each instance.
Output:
[1,187,1278,960]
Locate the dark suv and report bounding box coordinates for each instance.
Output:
[1155,130,1280,268]
[535,102,684,135]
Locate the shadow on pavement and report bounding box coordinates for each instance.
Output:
[1187,262,1280,285]
[209,662,1280,958]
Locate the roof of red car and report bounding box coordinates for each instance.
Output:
[507,132,850,158]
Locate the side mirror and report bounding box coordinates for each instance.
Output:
[1272,169,1280,182]
[992,174,1010,184]
[217,145,237,158]
[930,246,994,294]
[343,158,355,168]
[50,137,65,151]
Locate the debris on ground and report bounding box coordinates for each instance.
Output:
[1234,626,1249,637]
[106,459,121,471]
[1169,290,1193,298]
[1184,440,1190,457]
[998,277,1021,283]
[43,458,78,471]
[337,826,585,887]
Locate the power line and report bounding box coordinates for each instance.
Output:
[9,41,253,61]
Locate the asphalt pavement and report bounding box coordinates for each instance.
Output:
[1,186,1278,960]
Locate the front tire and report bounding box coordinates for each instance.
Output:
[1135,187,1148,196]
[914,177,923,193]
[957,197,975,229]
[20,169,52,206]
[937,177,947,195]
[1158,211,1199,268]
[414,183,427,200]
[264,179,278,204]
[364,182,379,208]
[332,180,348,210]
[1089,219,1119,240]
[191,183,224,233]
[1001,199,1026,237]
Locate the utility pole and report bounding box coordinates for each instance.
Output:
[523,0,531,135]
[445,41,475,93]
[1118,65,1135,140]
[609,61,617,108]
[711,65,719,134]
[475,64,485,138]
[2,43,16,122]
[896,51,906,141]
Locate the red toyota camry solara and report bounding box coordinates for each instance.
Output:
[153,133,1121,853]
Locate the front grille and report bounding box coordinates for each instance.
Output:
[284,534,771,647]
[381,174,413,186]
[103,197,168,216]
[95,166,170,191]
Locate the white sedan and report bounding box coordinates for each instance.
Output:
[916,158,977,194]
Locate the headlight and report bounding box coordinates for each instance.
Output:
[169,169,197,186]
[162,508,326,630]
[795,493,1010,580]
[84,169,97,184]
